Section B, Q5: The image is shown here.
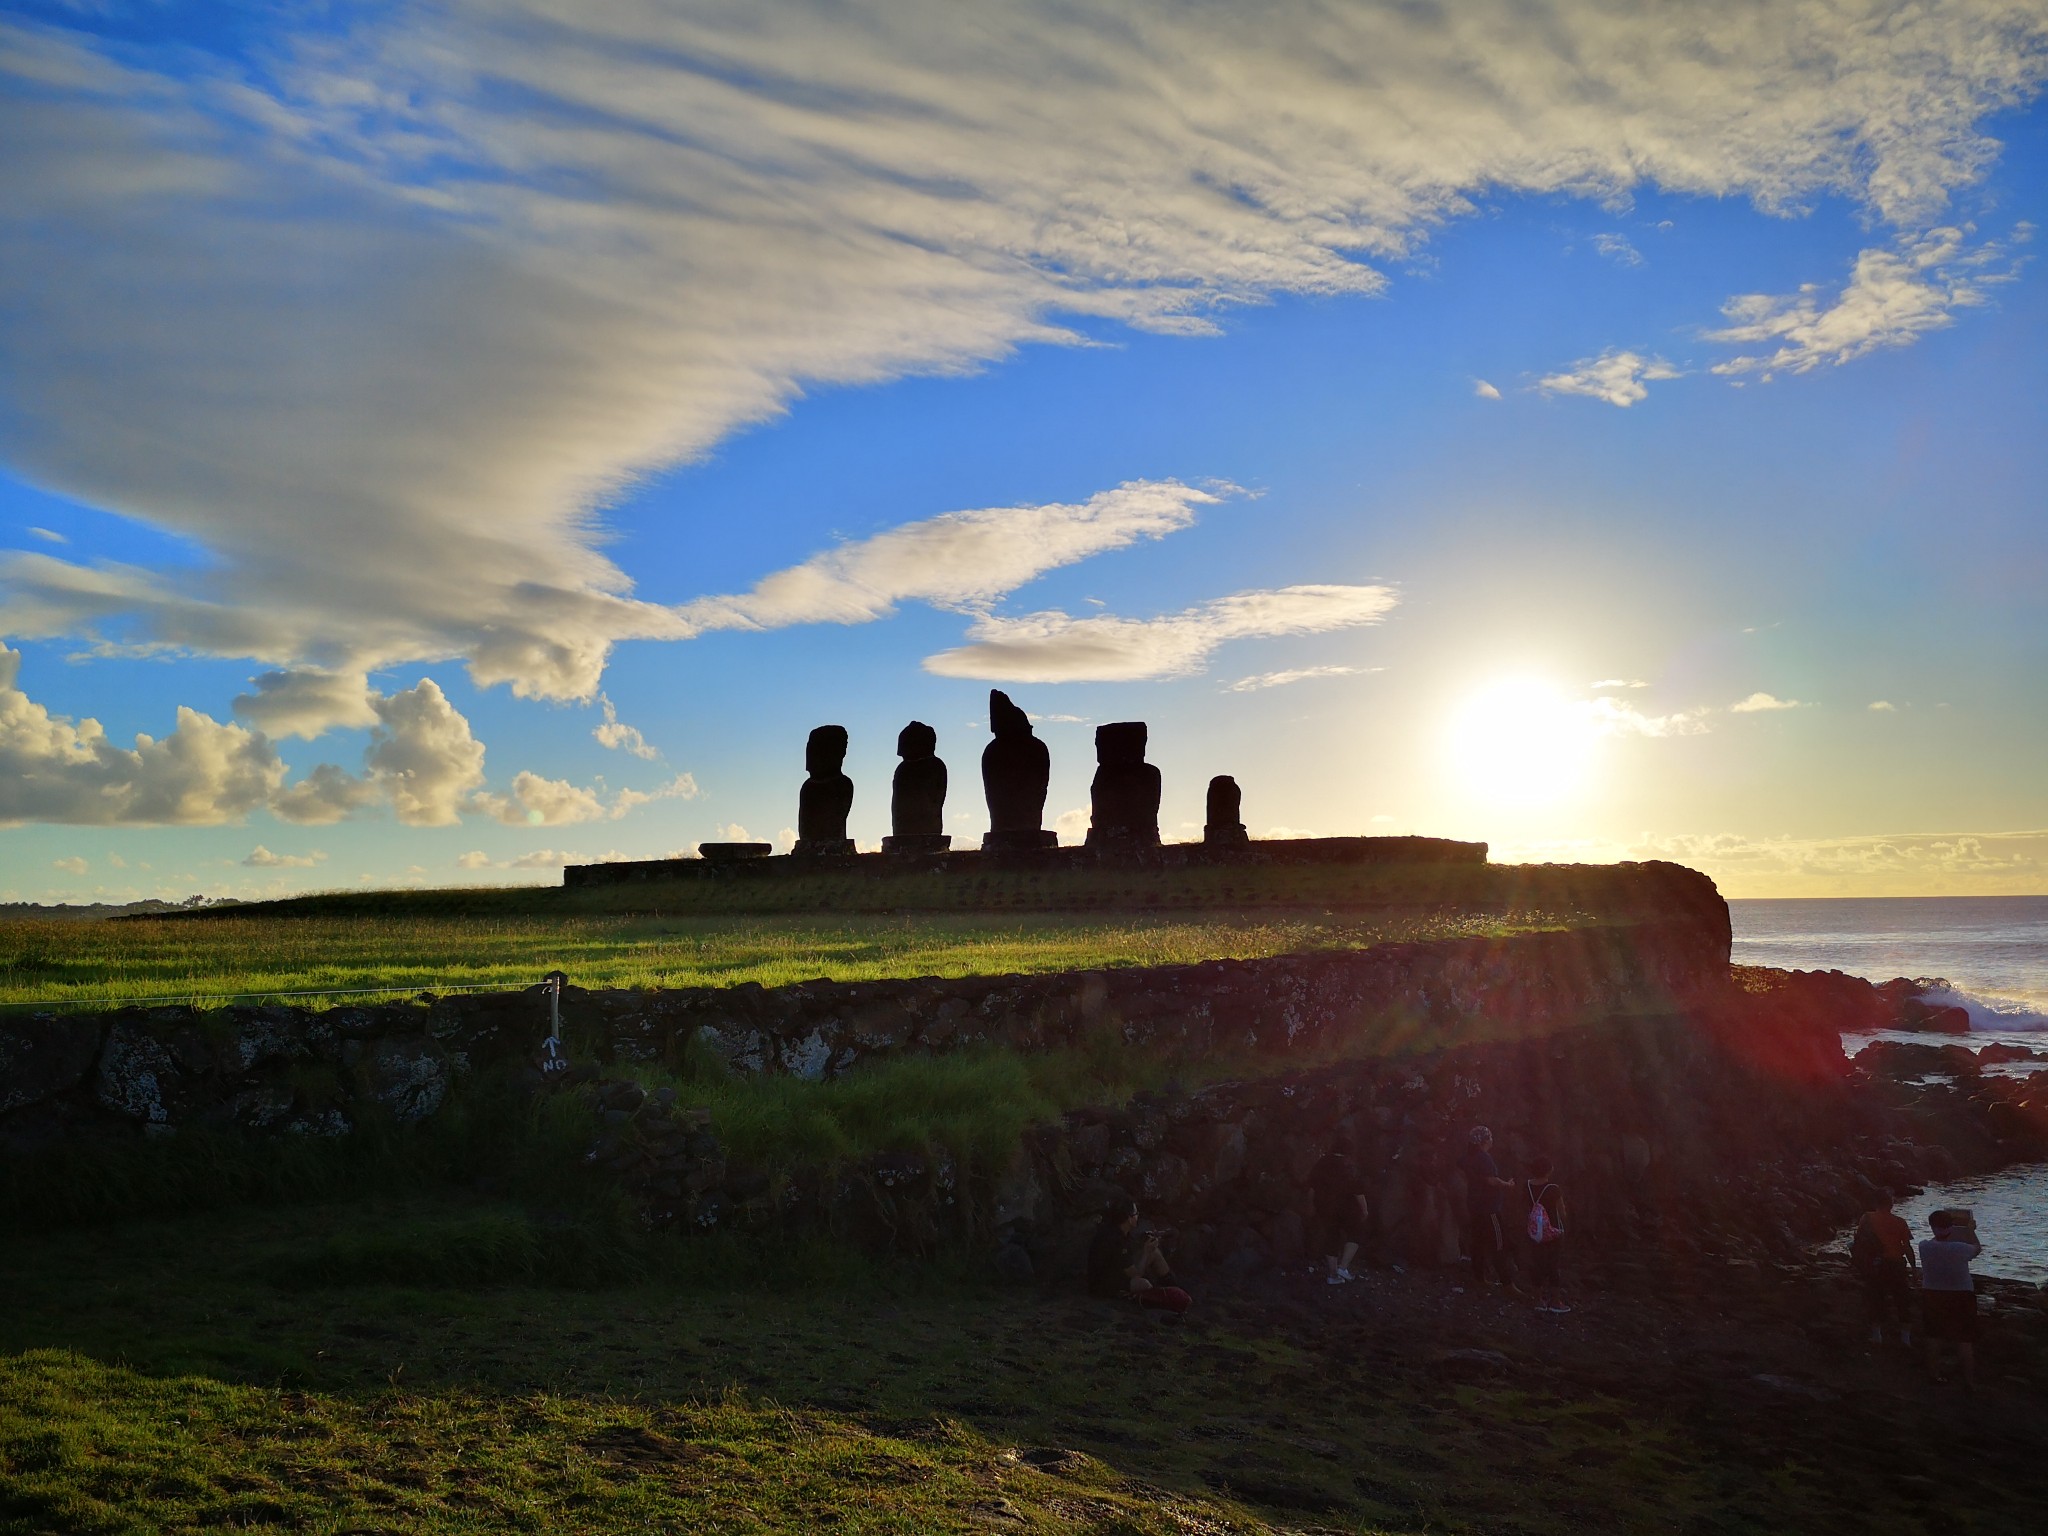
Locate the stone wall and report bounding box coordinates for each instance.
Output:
[0,865,1727,1151]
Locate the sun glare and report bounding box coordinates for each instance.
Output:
[1446,676,1598,810]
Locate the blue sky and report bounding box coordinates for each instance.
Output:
[3,1,2046,900]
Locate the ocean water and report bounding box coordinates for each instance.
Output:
[1730,896,2048,1284]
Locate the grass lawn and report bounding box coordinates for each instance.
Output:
[0,908,1543,1012]
[8,1196,2040,1535]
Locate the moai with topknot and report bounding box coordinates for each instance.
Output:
[1085,721,1161,851]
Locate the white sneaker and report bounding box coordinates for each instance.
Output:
[1327,1273,1348,1285]
[1336,1267,1354,1282]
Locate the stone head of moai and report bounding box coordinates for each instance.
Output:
[981,689,1053,845]
[796,724,855,850]
[890,720,948,841]
[897,720,938,761]
[1086,720,1161,849]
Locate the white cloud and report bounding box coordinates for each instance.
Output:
[593,694,658,759]
[1707,226,2027,378]
[1,5,2041,696]
[1472,379,1501,400]
[508,849,572,870]
[679,480,1226,633]
[363,679,487,827]
[1729,691,1803,712]
[232,670,378,740]
[27,527,64,544]
[1537,349,1684,407]
[925,584,1398,683]
[1591,678,1649,689]
[0,643,285,826]
[1053,805,1091,846]
[242,845,325,868]
[1560,828,2048,898]
[1592,233,1643,267]
[456,850,493,870]
[474,771,607,828]
[269,762,380,826]
[51,855,86,875]
[610,773,700,818]
[1578,697,1711,737]
[1225,664,1366,693]
[1869,699,1897,711]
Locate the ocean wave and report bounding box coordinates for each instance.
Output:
[1918,981,2048,1033]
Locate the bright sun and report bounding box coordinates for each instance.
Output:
[1446,677,1598,810]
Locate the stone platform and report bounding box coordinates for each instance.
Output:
[562,834,1486,888]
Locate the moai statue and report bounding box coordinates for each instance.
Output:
[980,689,1056,851]
[882,720,951,854]
[1203,774,1249,846]
[792,724,856,856]
[1085,721,1161,850]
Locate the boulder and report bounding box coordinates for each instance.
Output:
[363,1036,449,1123]
[93,1021,180,1126]
[0,1015,103,1115]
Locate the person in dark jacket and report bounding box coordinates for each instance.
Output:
[1849,1190,1917,1346]
[1458,1126,1517,1289]
[1309,1135,1371,1285]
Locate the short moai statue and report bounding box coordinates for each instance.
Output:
[1085,721,1161,850]
[792,724,856,856]
[882,720,950,854]
[1203,774,1249,846]
[980,689,1056,851]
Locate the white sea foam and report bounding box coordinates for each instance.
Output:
[1918,981,2048,1033]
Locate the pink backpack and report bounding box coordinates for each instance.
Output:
[1526,1182,1562,1243]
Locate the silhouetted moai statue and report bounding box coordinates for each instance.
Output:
[1203,774,1249,846]
[1085,721,1161,850]
[980,689,1056,851]
[883,720,950,854]
[792,724,856,856]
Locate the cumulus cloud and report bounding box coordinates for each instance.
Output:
[925,584,1398,683]
[611,774,700,818]
[1869,699,1897,711]
[456,850,493,870]
[1537,350,1685,407]
[1592,233,1644,267]
[362,680,488,827]
[232,670,378,740]
[1,4,2042,696]
[1472,379,1502,400]
[51,855,86,875]
[682,481,1226,633]
[594,695,657,759]
[1225,664,1367,693]
[1729,691,1804,712]
[0,643,285,825]
[242,846,325,868]
[1708,226,2027,378]
[473,768,701,826]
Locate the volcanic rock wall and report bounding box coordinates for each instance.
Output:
[0,873,1727,1150]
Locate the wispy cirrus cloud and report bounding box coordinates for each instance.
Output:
[2,2,2042,701]
[1537,350,1685,407]
[1224,664,1371,693]
[678,481,1228,633]
[925,585,1398,683]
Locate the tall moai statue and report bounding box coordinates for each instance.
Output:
[792,724,856,856]
[1085,721,1161,850]
[1204,774,1249,845]
[980,689,1056,851]
[882,720,950,854]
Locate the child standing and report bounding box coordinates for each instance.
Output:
[1523,1157,1569,1314]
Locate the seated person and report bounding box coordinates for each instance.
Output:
[1087,1196,1191,1313]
